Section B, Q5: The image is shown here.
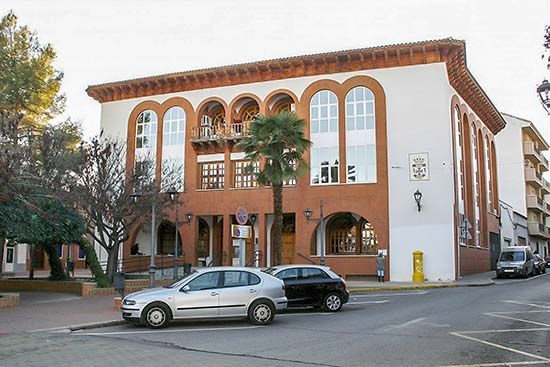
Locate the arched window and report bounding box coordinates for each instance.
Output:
[162,107,186,191]
[345,86,376,183]
[453,107,465,220]
[483,136,492,211]
[240,104,259,122]
[310,90,339,185]
[136,110,158,150]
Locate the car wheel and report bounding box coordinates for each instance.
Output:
[143,302,171,329]
[248,300,275,325]
[323,293,343,312]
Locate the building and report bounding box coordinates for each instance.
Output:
[496,113,550,258]
[87,38,504,281]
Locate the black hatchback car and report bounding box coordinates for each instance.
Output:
[264,265,349,312]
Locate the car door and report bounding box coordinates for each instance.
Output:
[218,271,262,317]
[174,271,221,319]
[275,268,303,306]
[299,268,331,306]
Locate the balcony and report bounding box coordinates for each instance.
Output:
[525,167,544,188]
[542,154,549,171]
[545,202,550,216]
[524,141,542,163]
[527,221,550,238]
[542,178,550,195]
[190,121,251,145]
[526,195,545,213]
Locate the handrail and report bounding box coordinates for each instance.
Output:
[296,252,317,265]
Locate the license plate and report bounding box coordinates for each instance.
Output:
[504,269,514,273]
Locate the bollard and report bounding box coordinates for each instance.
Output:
[412,250,425,283]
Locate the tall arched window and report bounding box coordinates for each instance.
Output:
[471,125,481,247]
[162,106,186,191]
[453,107,465,225]
[345,86,376,183]
[136,110,158,150]
[484,136,493,212]
[310,90,339,185]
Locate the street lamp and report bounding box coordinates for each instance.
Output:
[167,188,193,280]
[249,214,259,267]
[130,190,157,288]
[414,190,423,212]
[304,200,325,266]
[537,79,550,114]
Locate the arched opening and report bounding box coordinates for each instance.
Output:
[157,221,182,255]
[310,212,378,256]
[198,100,225,139]
[266,92,296,115]
[197,218,210,262]
[230,96,259,137]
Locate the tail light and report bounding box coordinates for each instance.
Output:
[342,279,347,289]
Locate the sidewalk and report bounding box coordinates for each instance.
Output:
[347,271,495,292]
[0,291,122,334]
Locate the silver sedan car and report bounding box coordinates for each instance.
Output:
[121,267,288,328]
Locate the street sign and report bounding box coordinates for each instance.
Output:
[232,224,251,238]
[459,219,472,240]
[235,207,248,225]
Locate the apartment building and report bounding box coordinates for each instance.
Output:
[497,113,550,258]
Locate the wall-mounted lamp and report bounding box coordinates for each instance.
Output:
[537,79,550,114]
[414,189,423,212]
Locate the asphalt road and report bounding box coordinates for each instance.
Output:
[2,273,550,367]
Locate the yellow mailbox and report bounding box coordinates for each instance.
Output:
[412,250,424,283]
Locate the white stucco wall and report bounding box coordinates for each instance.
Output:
[495,115,527,217]
[98,63,465,281]
[499,200,516,247]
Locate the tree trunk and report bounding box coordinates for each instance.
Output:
[105,242,120,283]
[81,242,110,288]
[272,184,283,266]
[43,244,66,281]
[29,244,36,279]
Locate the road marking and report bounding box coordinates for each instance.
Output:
[351,291,429,298]
[76,325,261,336]
[484,313,550,327]
[387,317,427,329]
[450,331,550,362]
[491,310,550,315]
[459,327,550,335]
[502,300,550,309]
[347,300,389,305]
[496,272,550,284]
[441,360,550,366]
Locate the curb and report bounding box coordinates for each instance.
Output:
[348,284,457,293]
[29,319,125,333]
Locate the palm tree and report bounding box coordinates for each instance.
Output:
[238,112,311,265]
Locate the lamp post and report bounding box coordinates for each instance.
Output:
[249,214,259,267]
[537,79,550,114]
[304,200,325,266]
[131,191,157,288]
[414,190,423,212]
[167,188,193,280]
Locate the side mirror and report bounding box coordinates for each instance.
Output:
[181,285,191,292]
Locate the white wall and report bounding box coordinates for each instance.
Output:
[98,63,467,281]
[499,200,515,247]
[496,115,527,217]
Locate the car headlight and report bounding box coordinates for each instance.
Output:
[496,264,501,269]
[123,299,136,305]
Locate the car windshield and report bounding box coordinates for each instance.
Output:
[164,270,198,288]
[499,251,524,262]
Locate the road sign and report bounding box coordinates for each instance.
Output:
[232,224,251,238]
[235,207,248,225]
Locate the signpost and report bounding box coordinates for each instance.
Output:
[236,207,248,225]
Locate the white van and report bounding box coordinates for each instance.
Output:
[496,246,534,278]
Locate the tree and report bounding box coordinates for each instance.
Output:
[71,135,181,283]
[0,10,65,273]
[238,112,311,265]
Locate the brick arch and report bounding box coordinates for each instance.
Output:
[196,97,229,126]
[126,100,163,180]
[264,89,300,115]
[228,92,262,116]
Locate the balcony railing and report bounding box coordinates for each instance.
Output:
[527,221,550,238]
[524,141,542,163]
[526,195,545,212]
[525,167,543,188]
[542,179,550,195]
[190,121,252,142]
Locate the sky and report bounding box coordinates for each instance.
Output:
[2,0,550,139]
